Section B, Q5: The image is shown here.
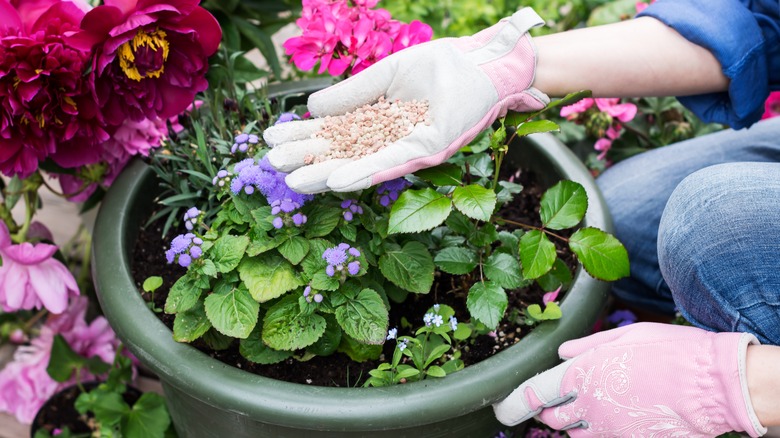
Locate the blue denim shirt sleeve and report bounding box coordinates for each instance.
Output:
[638,0,780,129]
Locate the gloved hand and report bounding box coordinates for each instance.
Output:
[493,322,767,437]
[263,8,549,194]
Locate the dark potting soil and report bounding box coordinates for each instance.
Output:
[130,169,577,387]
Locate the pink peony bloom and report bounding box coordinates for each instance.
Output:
[0,296,124,424]
[559,98,594,119]
[761,91,780,120]
[76,0,222,123]
[0,221,79,314]
[594,98,637,123]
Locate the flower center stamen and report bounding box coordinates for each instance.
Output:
[118,29,170,81]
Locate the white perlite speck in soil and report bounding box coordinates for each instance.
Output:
[305,97,430,165]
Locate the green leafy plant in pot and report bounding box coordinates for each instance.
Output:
[91,79,627,437]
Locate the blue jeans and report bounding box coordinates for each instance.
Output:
[596,117,780,345]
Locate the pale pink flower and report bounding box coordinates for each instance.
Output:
[559,98,594,119]
[542,285,563,305]
[761,92,780,120]
[595,98,637,123]
[594,124,623,160]
[0,222,78,314]
[635,1,656,14]
[0,296,123,424]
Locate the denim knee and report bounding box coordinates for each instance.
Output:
[658,162,780,345]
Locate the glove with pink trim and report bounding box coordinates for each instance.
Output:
[493,322,767,437]
[263,8,549,194]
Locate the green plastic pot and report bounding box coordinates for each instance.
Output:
[92,81,612,438]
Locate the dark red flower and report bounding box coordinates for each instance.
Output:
[77,0,221,124]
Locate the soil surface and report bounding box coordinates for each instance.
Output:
[130,169,577,387]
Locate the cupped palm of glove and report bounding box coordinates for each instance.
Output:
[262,8,549,194]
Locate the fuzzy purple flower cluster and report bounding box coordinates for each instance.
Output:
[303,285,323,304]
[229,156,312,207]
[377,178,411,207]
[271,199,308,229]
[183,207,201,231]
[340,199,363,222]
[231,133,260,154]
[322,243,361,277]
[165,233,203,268]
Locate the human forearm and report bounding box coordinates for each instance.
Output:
[532,17,729,98]
[747,345,780,426]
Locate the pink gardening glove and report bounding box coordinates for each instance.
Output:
[263,8,549,194]
[493,322,767,437]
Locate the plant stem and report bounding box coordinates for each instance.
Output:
[497,217,570,243]
[23,308,49,332]
[13,191,36,243]
[491,150,504,193]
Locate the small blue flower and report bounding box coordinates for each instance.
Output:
[231,133,260,154]
[386,328,398,341]
[398,339,409,351]
[432,314,444,327]
[423,312,435,327]
[449,316,458,332]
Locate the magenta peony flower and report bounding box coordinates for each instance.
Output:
[0,296,124,424]
[0,221,79,314]
[76,0,221,124]
[0,0,102,177]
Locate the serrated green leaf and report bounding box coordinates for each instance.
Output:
[239,323,291,364]
[246,233,286,257]
[337,333,383,362]
[515,120,560,137]
[434,247,478,275]
[211,235,249,273]
[497,181,524,204]
[335,289,388,345]
[445,211,476,235]
[569,227,630,281]
[204,285,259,339]
[307,315,342,357]
[540,180,588,230]
[310,270,340,291]
[164,273,208,314]
[340,221,357,242]
[470,223,499,247]
[388,188,452,234]
[452,184,496,222]
[123,393,170,438]
[466,282,507,330]
[520,230,557,279]
[537,258,573,292]
[465,153,494,178]
[304,205,342,238]
[378,241,434,293]
[238,254,302,302]
[89,392,128,426]
[200,259,218,277]
[172,301,211,342]
[414,164,463,186]
[484,252,523,288]
[250,206,275,232]
[278,235,310,265]
[263,295,326,351]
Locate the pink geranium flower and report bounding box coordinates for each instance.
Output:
[761,91,780,120]
[75,0,221,124]
[594,98,637,123]
[559,98,594,119]
[0,222,79,314]
[0,296,124,424]
[594,124,622,160]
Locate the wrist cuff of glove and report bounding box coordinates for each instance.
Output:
[734,333,767,437]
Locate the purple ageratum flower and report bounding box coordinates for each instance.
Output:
[313,293,323,303]
[322,244,362,279]
[231,133,260,154]
[292,213,307,226]
[231,156,313,207]
[212,169,230,188]
[270,199,307,230]
[340,199,363,222]
[183,207,201,231]
[377,178,412,207]
[275,112,301,125]
[272,217,284,229]
[165,232,204,267]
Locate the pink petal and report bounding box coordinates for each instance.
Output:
[0,222,11,248]
[28,261,78,314]
[542,285,562,304]
[3,242,57,265]
[1,263,31,311]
